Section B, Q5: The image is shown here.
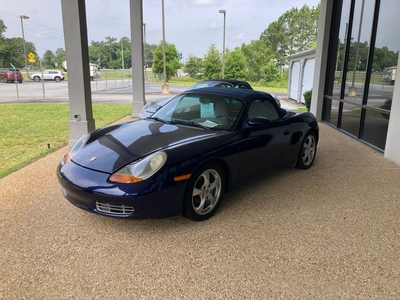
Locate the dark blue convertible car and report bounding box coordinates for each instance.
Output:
[57,88,318,221]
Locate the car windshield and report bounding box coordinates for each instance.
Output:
[151,93,245,131]
[187,81,234,90]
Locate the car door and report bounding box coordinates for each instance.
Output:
[42,71,51,80]
[238,98,292,179]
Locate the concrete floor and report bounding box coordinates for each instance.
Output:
[1,122,399,299]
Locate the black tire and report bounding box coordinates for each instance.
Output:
[296,131,317,170]
[54,77,61,82]
[34,76,40,82]
[18,80,23,84]
[183,163,225,221]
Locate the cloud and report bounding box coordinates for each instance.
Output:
[232,33,246,40]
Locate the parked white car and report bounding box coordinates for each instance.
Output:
[30,70,65,82]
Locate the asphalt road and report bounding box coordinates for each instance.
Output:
[0,80,188,103]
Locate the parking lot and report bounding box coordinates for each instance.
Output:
[1,119,399,299]
[0,79,188,103]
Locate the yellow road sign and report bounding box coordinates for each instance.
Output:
[28,52,35,59]
[29,58,36,63]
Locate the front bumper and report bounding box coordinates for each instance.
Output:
[57,160,186,219]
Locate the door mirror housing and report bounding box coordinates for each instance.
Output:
[247,117,271,127]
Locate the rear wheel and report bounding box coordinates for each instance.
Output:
[183,163,225,221]
[296,131,317,170]
[54,77,61,82]
[34,76,40,82]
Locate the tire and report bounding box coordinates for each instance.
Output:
[296,131,317,170]
[34,76,41,82]
[183,163,225,221]
[54,77,61,82]
[18,80,23,84]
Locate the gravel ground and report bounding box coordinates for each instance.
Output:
[1,122,399,299]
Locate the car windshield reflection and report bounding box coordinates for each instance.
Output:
[152,93,244,131]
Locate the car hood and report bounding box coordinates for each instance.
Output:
[71,119,217,173]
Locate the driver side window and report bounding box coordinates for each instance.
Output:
[248,99,279,121]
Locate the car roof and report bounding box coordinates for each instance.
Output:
[183,87,276,103]
[200,78,252,87]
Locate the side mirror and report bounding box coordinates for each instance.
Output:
[247,117,271,127]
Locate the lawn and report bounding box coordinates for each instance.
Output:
[0,103,132,179]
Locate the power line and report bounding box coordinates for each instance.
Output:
[0,10,64,41]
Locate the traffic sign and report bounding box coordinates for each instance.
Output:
[28,52,35,59]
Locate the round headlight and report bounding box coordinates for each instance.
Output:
[109,152,167,184]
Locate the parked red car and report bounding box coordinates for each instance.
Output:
[0,68,23,83]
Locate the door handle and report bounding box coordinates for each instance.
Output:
[284,129,291,135]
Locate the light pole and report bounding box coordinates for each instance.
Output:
[219,9,226,79]
[143,23,147,73]
[20,15,29,75]
[161,0,169,94]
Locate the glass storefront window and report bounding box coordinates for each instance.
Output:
[323,0,397,151]
[367,1,400,119]
[362,109,389,150]
[340,102,361,137]
[344,0,375,101]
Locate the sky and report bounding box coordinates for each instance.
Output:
[0,0,320,59]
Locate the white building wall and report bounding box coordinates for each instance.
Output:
[384,52,400,166]
[288,49,316,103]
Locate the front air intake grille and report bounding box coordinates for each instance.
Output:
[95,201,135,216]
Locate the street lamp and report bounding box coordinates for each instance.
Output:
[20,15,29,75]
[161,0,169,94]
[219,9,226,79]
[143,23,147,72]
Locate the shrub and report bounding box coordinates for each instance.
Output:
[303,89,312,111]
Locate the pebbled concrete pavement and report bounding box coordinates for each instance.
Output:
[1,122,399,299]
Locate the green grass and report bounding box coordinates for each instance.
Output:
[291,108,308,113]
[0,103,131,179]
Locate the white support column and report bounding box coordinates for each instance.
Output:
[61,0,95,145]
[310,0,334,121]
[130,0,146,118]
[384,52,400,165]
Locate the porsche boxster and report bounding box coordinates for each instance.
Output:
[138,79,280,119]
[57,87,318,221]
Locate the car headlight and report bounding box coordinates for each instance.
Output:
[109,151,167,184]
[62,133,90,164]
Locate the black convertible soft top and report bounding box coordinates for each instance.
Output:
[183,87,277,104]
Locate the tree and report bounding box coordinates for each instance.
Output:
[43,50,55,68]
[54,48,66,68]
[152,41,180,80]
[144,43,157,68]
[262,59,282,84]
[0,19,7,67]
[1,38,26,68]
[224,47,247,80]
[203,44,221,79]
[260,4,320,65]
[241,40,273,82]
[105,36,118,63]
[183,54,203,78]
[113,37,132,69]
[89,41,108,67]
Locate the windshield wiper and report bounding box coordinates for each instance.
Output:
[174,119,212,131]
[149,116,171,124]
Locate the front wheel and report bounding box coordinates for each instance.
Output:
[183,163,225,221]
[34,76,41,82]
[54,77,61,82]
[296,131,317,170]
